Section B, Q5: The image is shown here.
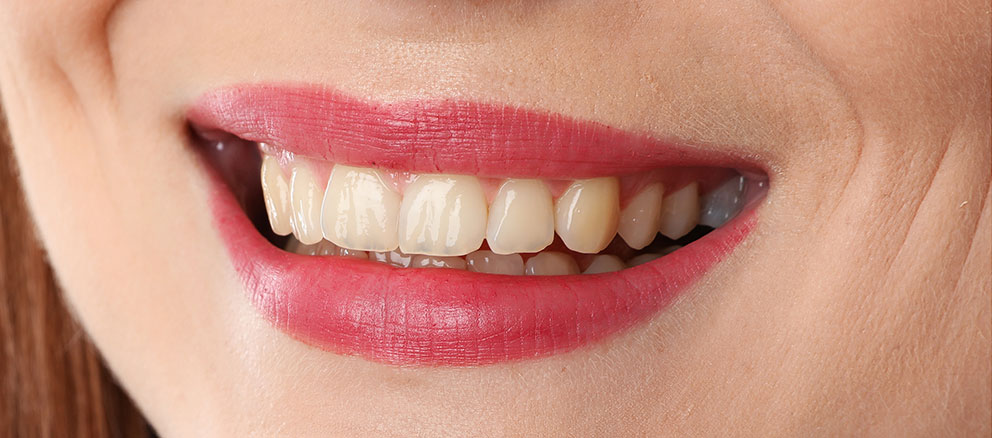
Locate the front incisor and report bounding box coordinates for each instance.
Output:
[486,179,555,254]
[398,174,488,256]
[321,164,401,252]
[554,177,620,253]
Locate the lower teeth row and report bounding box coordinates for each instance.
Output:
[285,238,682,275]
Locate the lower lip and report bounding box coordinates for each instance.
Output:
[209,172,756,366]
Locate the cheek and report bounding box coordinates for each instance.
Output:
[771,0,986,126]
[0,0,247,420]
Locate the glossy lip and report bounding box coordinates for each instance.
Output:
[190,84,761,366]
[188,85,763,179]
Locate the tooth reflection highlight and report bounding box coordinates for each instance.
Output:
[398,175,488,256]
[371,250,413,268]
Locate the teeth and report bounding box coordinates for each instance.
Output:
[286,239,338,256]
[524,252,580,276]
[699,176,746,228]
[618,183,664,250]
[289,163,325,245]
[371,250,413,268]
[465,250,525,275]
[336,247,368,260]
[261,142,732,274]
[486,179,555,254]
[627,253,662,267]
[582,254,626,274]
[410,255,468,270]
[554,177,620,254]
[398,175,488,256]
[260,155,294,236]
[321,165,401,252]
[658,182,700,240]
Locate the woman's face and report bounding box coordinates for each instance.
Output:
[1,1,988,435]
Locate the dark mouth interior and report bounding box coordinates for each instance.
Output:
[192,127,728,268]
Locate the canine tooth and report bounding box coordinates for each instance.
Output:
[699,176,746,228]
[321,165,401,252]
[524,252,580,276]
[627,253,662,267]
[398,174,487,256]
[260,155,293,236]
[618,183,664,250]
[486,179,554,254]
[466,250,525,275]
[371,250,413,268]
[583,255,626,274]
[289,164,325,245]
[658,182,699,240]
[554,177,620,254]
[410,255,468,270]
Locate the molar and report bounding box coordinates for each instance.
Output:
[486,179,555,255]
[398,174,488,256]
[658,182,699,240]
[321,164,401,252]
[699,175,746,228]
[554,177,620,254]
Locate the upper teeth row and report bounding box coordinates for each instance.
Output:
[261,153,724,257]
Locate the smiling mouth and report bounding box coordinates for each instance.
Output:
[188,84,767,365]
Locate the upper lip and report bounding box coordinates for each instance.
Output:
[189,83,764,366]
[187,84,765,179]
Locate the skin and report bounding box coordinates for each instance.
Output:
[0,0,989,436]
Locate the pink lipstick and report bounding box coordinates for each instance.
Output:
[189,84,764,365]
